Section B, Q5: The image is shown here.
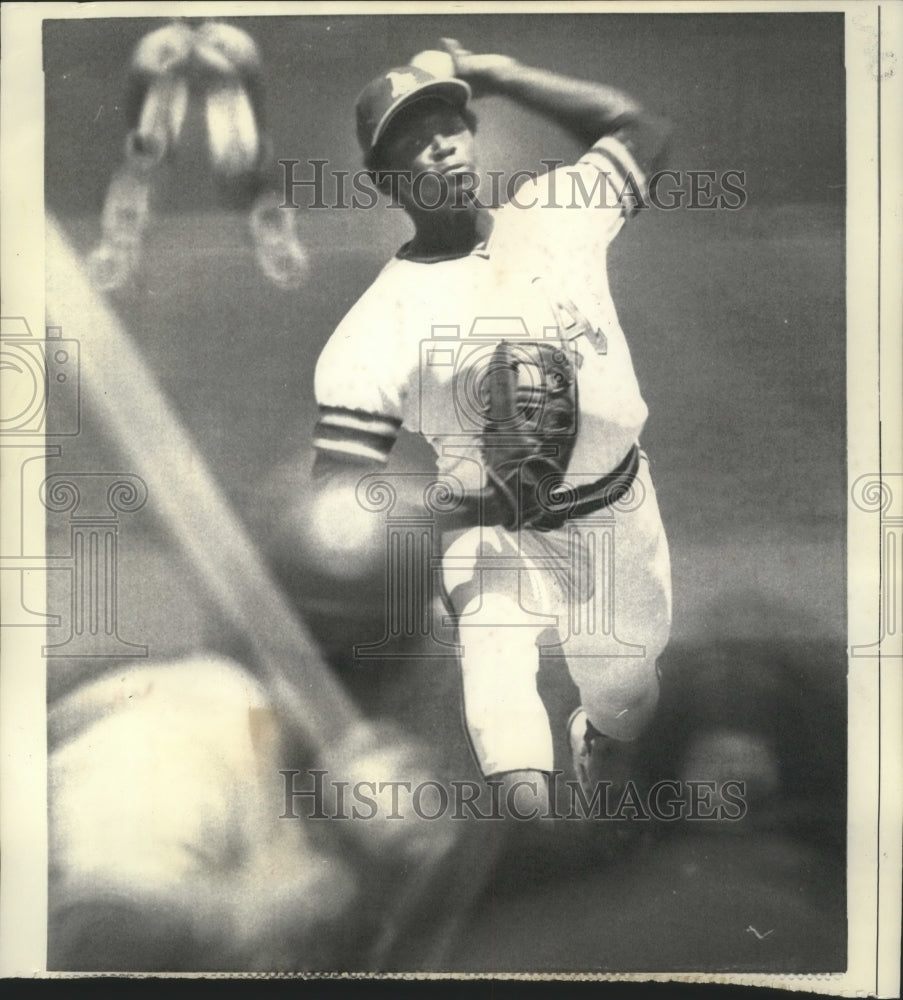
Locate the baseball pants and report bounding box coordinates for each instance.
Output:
[442,453,672,777]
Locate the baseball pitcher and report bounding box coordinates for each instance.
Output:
[311,39,672,815]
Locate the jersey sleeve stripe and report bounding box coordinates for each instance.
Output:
[590,135,646,190]
[313,406,400,464]
[313,436,392,463]
[317,406,401,436]
[580,136,646,219]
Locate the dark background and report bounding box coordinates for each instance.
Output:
[46,13,845,210]
[43,11,847,974]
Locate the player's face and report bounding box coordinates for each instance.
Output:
[379,101,477,209]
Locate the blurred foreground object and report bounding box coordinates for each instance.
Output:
[89,19,307,292]
[46,218,469,969]
[48,655,357,971]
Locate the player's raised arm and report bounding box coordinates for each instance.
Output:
[439,37,670,175]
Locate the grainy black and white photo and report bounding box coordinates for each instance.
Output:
[0,1,900,988]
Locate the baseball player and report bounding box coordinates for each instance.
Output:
[311,39,672,815]
[91,20,306,292]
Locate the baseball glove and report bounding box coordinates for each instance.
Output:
[478,339,578,531]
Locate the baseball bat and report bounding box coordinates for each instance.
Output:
[45,218,475,966]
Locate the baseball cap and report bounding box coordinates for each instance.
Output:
[355,65,472,164]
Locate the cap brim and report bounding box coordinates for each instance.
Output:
[371,78,472,154]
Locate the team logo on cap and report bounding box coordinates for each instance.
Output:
[386,71,419,99]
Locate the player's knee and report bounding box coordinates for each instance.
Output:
[584,656,661,742]
[458,594,543,679]
[646,620,671,664]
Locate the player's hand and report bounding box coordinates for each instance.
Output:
[439,38,517,97]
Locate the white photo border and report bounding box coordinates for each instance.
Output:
[0,2,900,994]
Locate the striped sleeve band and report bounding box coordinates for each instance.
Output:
[582,135,647,220]
[313,406,401,464]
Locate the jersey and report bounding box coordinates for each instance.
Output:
[314,133,651,494]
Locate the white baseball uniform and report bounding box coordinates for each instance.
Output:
[314,133,671,777]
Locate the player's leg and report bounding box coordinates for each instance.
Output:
[442,527,554,816]
[562,455,672,787]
